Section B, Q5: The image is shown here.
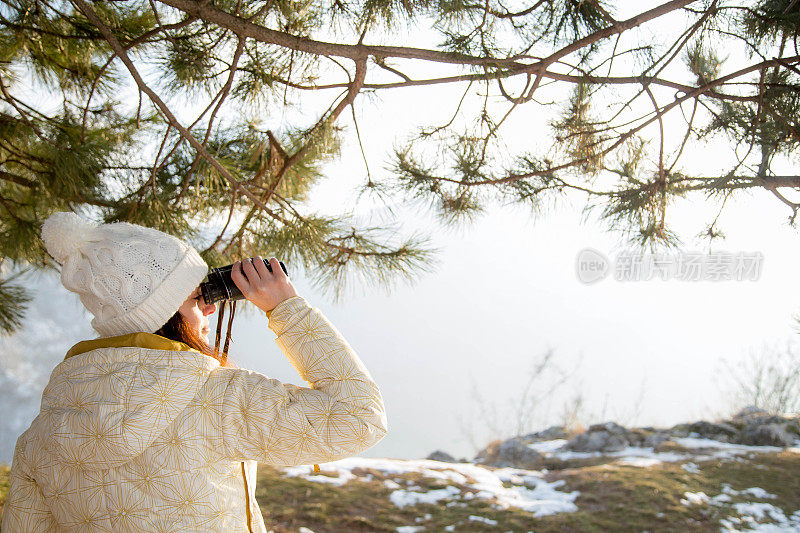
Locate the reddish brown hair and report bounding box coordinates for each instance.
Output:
[153,311,236,368]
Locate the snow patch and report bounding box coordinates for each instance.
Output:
[616,456,664,467]
[720,505,800,532]
[552,445,685,465]
[384,479,402,489]
[679,482,796,531]
[279,457,579,518]
[526,439,568,453]
[523,436,788,467]
[391,485,462,508]
[681,462,700,473]
[681,491,710,506]
[673,438,783,454]
[468,515,499,525]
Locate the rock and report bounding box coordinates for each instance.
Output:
[669,423,692,438]
[669,421,738,442]
[564,421,630,452]
[664,414,800,447]
[567,432,627,452]
[740,423,798,447]
[474,438,543,469]
[519,425,569,442]
[740,415,790,427]
[426,450,457,462]
[496,438,544,469]
[474,439,501,464]
[629,428,669,448]
[588,421,629,434]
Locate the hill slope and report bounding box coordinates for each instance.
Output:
[2,438,799,532]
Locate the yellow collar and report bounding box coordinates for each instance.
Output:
[65,332,200,360]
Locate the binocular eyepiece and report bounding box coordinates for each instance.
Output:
[200,258,288,305]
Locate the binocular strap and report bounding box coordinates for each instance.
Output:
[214,300,237,366]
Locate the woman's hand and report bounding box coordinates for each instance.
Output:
[230,256,299,314]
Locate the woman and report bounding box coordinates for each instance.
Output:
[1,212,388,532]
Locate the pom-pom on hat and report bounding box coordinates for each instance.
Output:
[41,211,209,337]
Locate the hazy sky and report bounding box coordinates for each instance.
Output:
[5,182,799,464]
[2,2,800,464]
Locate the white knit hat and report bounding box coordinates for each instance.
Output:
[40,211,209,337]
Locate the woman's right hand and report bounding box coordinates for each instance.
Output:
[230,255,299,314]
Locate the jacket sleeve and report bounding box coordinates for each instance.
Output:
[216,295,388,466]
[1,430,55,532]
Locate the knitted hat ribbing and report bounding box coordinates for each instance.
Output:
[41,212,209,337]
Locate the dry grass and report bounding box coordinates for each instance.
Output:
[1,451,798,532]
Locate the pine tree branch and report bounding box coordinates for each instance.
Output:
[156,0,696,67]
[129,124,173,219]
[682,176,800,189]
[265,57,367,206]
[0,80,44,139]
[0,170,38,189]
[79,15,202,142]
[0,140,48,167]
[0,17,107,40]
[80,55,117,143]
[414,53,800,187]
[173,36,247,207]
[542,0,698,71]
[281,68,760,103]
[550,175,800,198]
[644,85,667,234]
[0,193,23,222]
[71,0,292,225]
[212,56,366,254]
[141,1,754,106]
[157,0,491,65]
[372,57,412,82]
[668,98,699,175]
[204,186,238,254]
[603,0,717,125]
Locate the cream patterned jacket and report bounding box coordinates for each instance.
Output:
[1,295,388,532]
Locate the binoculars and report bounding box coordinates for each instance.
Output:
[200,258,288,305]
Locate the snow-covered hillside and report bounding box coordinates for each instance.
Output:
[266,437,800,532]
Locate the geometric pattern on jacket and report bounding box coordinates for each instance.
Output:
[1,295,388,532]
